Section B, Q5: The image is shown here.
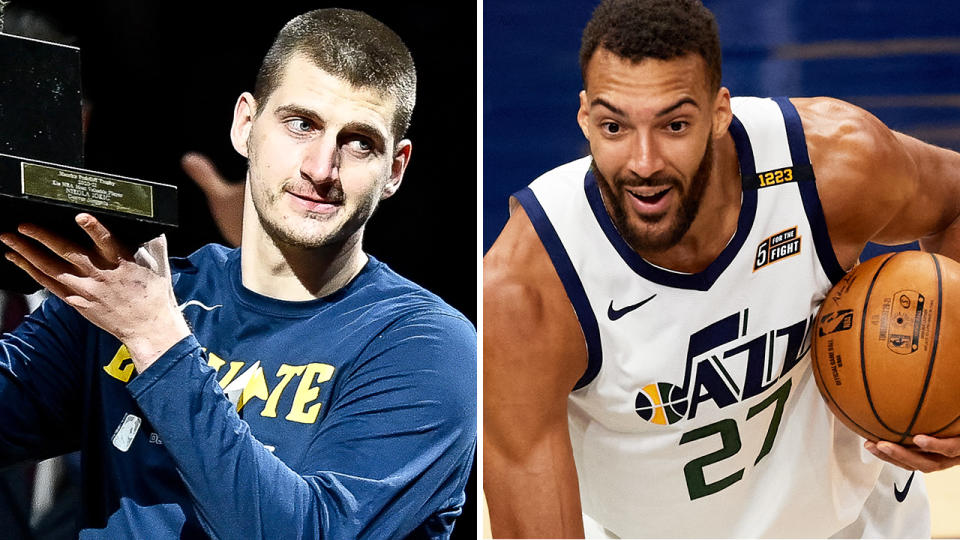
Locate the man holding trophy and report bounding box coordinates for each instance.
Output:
[0,7,476,539]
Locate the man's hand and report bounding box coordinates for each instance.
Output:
[182,152,244,247]
[0,214,190,372]
[865,435,960,472]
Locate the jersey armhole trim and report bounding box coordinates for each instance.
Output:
[774,96,847,284]
[512,187,602,390]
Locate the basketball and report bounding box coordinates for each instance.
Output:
[812,251,960,445]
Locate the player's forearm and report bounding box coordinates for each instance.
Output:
[920,218,960,263]
[126,336,322,538]
[895,132,960,259]
[124,307,191,372]
[125,334,467,539]
[484,437,585,538]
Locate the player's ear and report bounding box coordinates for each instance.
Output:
[230,92,257,158]
[577,90,591,140]
[381,139,411,200]
[712,87,732,139]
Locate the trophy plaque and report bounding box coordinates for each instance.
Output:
[0,30,178,293]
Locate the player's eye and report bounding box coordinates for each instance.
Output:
[286,118,313,133]
[601,121,621,135]
[667,121,688,133]
[343,137,374,157]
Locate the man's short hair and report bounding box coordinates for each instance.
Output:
[254,8,417,142]
[579,0,721,92]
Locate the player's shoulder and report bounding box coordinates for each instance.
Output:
[363,257,474,336]
[791,97,918,264]
[167,243,236,294]
[348,259,476,389]
[484,204,547,303]
[792,96,905,175]
[524,155,593,195]
[170,243,234,274]
[484,156,580,318]
[533,155,593,180]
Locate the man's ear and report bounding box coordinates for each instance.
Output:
[712,87,732,139]
[577,90,591,140]
[230,92,257,158]
[381,139,412,200]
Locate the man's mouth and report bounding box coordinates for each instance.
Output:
[626,185,672,213]
[285,190,343,213]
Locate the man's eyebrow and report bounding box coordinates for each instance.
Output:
[274,105,388,145]
[655,97,699,117]
[342,121,387,147]
[274,104,322,121]
[590,97,626,117]
[589,96,700,118]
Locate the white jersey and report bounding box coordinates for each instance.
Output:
[514,97,930,538]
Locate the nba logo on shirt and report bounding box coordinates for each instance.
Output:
[112,413,142,452]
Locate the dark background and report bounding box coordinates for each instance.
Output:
[13,0,476,322]
[3,0,477,538]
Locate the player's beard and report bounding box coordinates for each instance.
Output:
[250,175,381,251]
[595,136,713,253]
[246,141,381,251]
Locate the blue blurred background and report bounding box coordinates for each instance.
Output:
[483,0,960,259]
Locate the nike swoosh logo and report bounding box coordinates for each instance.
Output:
[607,294,657,321]
[894,471,916,502]
[178,300,223,312]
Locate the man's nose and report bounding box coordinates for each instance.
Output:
[301,137,340,184]
[626,132,666,179]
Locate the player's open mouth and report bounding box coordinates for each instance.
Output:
[627,186,672,213]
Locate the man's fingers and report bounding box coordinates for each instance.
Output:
[3,251,88,308]
[1,231,90,276]
[182,152,228,196]
[913,435,960,458]
[75,214,125,264]
[873,440,960,473]
[865,441,917,471]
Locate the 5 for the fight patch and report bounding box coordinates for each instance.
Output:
[755,226,801,271]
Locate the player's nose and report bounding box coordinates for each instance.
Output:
[626,132,666,179]
[300,137,340,184]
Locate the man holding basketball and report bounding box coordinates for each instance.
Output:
[484,0,960,537]
[0,8,475,539]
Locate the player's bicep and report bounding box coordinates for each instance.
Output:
[886,132,960,254]
[483,209,586,451]
[483,240,587,537]
[840,116,959,248]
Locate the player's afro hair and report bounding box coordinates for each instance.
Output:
[579,0,721,91]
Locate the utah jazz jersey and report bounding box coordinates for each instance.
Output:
[513,97,929,537]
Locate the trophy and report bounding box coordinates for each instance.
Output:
[0,4,177,293]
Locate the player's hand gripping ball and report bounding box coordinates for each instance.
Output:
[812,251,960,445]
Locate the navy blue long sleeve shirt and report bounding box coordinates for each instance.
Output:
[0,245,477,539]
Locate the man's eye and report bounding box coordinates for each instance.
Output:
[345,138,373,154]
[668,121,687,133]
[287,119,312,132]
[601,122,621,134]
